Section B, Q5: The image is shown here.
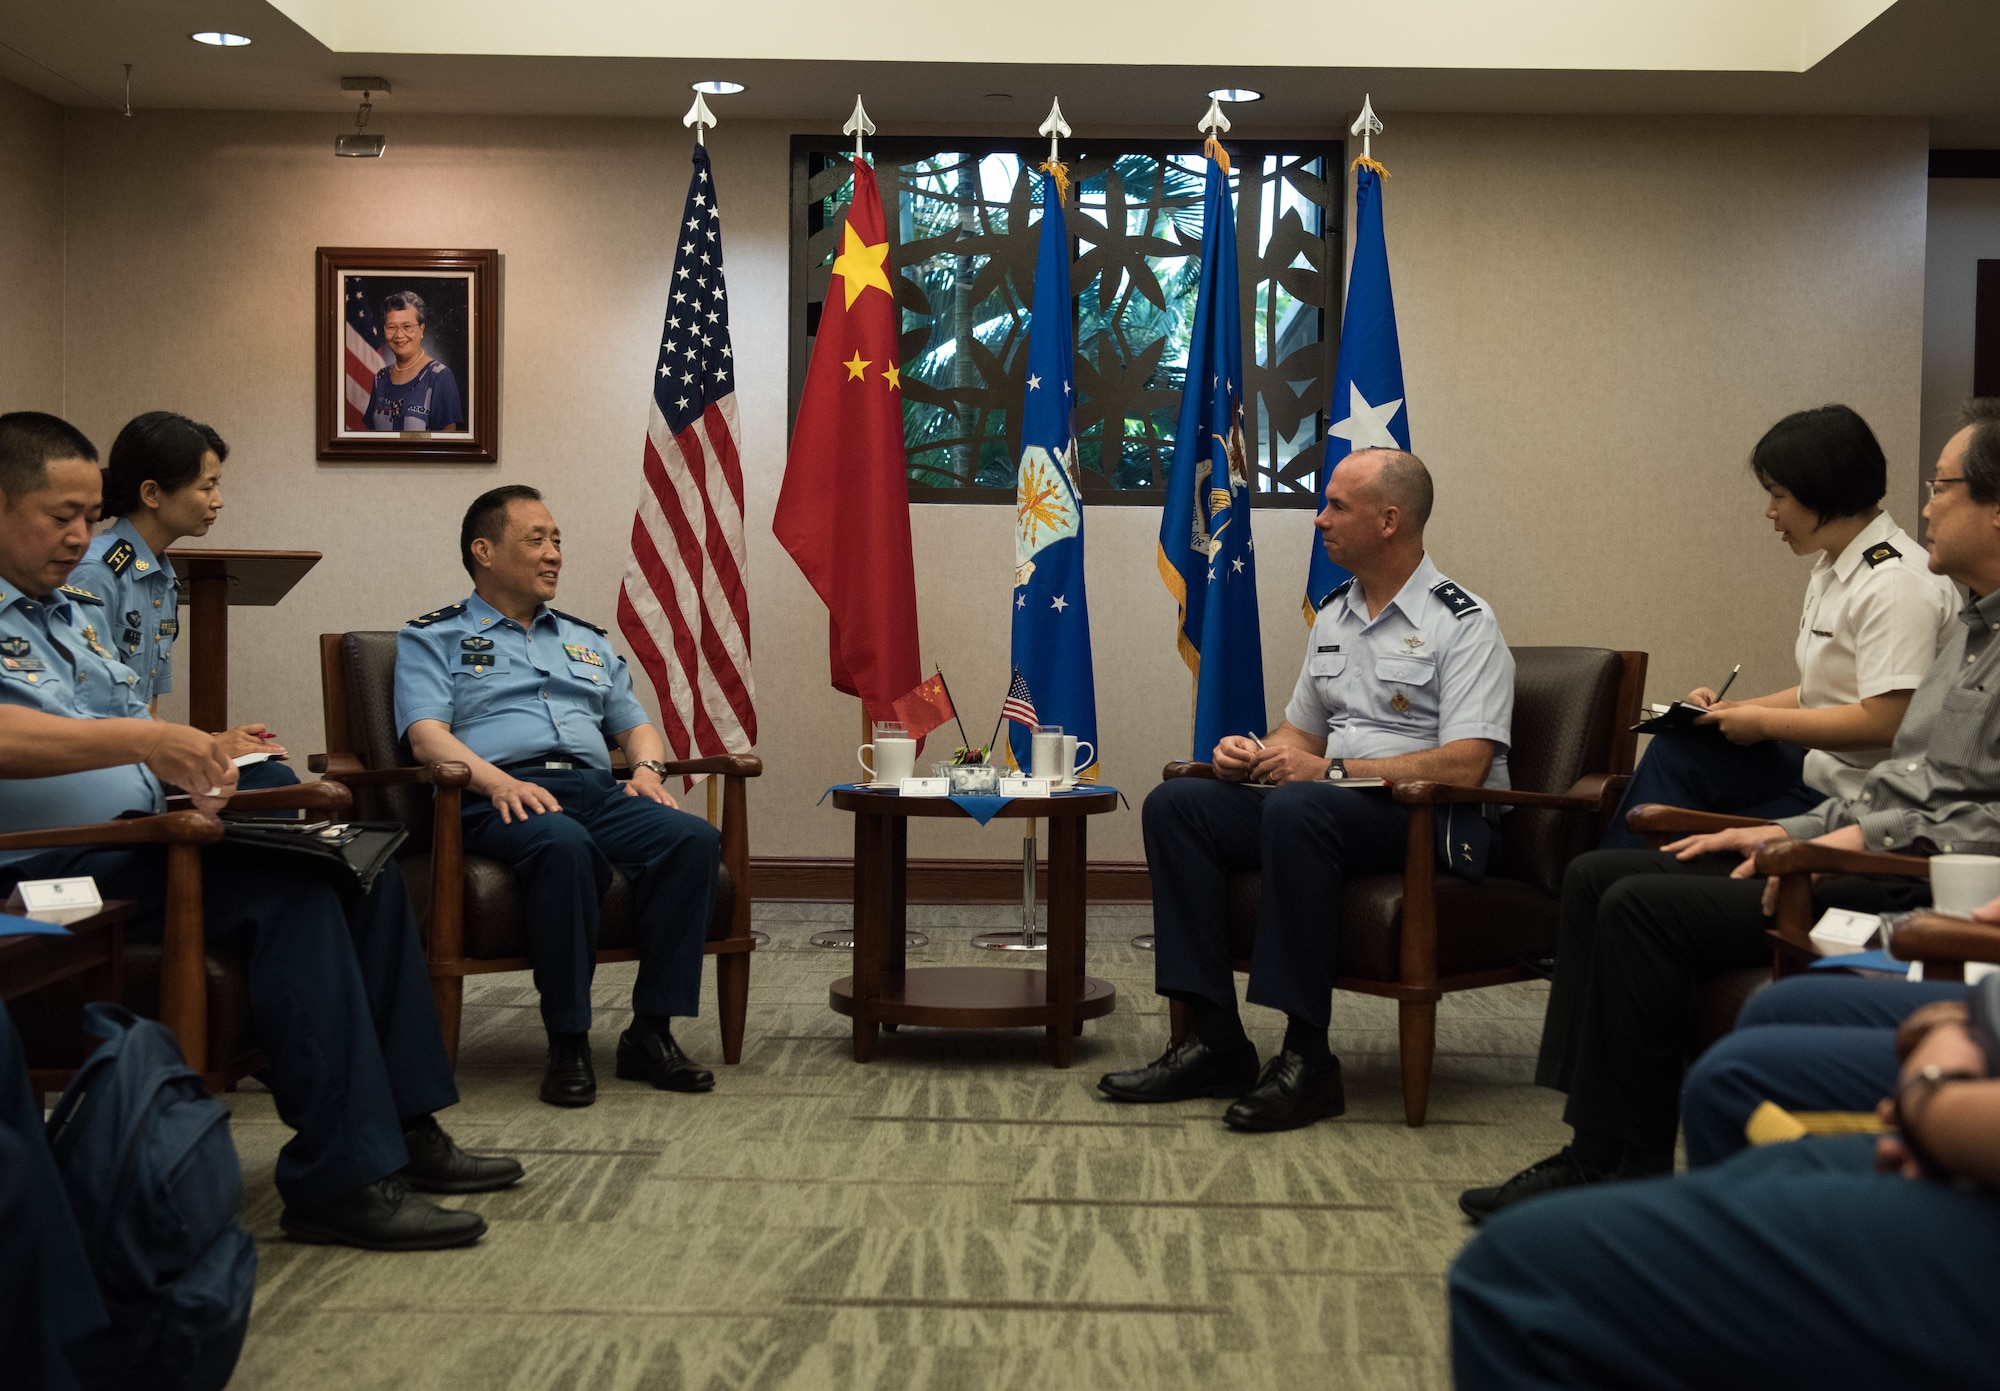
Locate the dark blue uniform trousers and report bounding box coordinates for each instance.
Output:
[1600,725,1820,850]
[460,767,718,1035]
[1,1010,105,1391]
[1450,1134,2000,1390]
[1682,973,1972,1167]
[1144,778,1475,1029]
[0,845,456,1207]
[1534,849,1927,1166]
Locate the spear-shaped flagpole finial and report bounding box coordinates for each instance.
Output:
[1039,97,1071,163]
[1197,95,1232,139]
[844,94,876,160]
[683,91,716,146]
[1350,93,1383,162]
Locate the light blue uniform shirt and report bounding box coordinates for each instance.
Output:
[70,516,179,702]
[393,592,649,770]
[1284,553,1515,790]
[0,580,163,852]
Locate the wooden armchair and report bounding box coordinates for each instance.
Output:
[1883,913,2000,980]
[7,780,354,1092]
[314,631,761,1068]
[1165,646,1648,1126]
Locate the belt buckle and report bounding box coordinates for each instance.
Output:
[542,760,572,770]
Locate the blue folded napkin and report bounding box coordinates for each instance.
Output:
[1808,949,1908,975]
[0,912,71,937]
[818,783,1120,827]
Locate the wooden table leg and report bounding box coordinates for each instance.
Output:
[187,572,230,733]
[1045,815,1086,1067]
[851,810,883,1062]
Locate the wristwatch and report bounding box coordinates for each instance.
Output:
[633,759,671,779]
[1324,758,1347,781]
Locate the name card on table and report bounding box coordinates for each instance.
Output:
[898,777,951,798]
[997,776,1049,798]
[1809,907,1881,955]
[6,876,103,926]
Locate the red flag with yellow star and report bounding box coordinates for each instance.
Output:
[773,156,922,731]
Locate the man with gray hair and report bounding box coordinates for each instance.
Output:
[1102,448,1516,1131]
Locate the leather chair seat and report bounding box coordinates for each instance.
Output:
[12,946,256,1071]
[1223,872,1561,980]
[399,854,737,960]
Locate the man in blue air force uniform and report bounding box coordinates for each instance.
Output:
[0,411,520,1253]
[396,485,719,1108]
[1103,449,1515,1131]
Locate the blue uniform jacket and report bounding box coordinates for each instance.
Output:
[70,516,180,703]
[393,592,649,769]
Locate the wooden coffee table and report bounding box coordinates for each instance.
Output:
[828,787,1118,1067]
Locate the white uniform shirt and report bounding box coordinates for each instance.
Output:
[1795,511,1958,800]
[1284,553,1515,790]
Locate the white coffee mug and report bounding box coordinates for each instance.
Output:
[1929,853,2000,917]
[1059,734,1095,786]
[857,737,916,786]
[1030,725,1066,782]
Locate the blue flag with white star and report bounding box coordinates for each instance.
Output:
[1157,149,1266,760]
[1008,170,1097,776]
[1305,160,1407,616]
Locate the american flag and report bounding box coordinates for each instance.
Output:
[616,143,757,762]
[343,283,387,430]
[1001,669,1038,728]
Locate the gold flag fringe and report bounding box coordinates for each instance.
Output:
[1352,154,1390,178]
[1038,157,1071,205]
[1203,136,1232,174]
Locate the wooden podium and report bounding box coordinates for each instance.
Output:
[165,549,322,732]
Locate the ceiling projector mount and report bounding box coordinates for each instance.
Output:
[336,77,390,158]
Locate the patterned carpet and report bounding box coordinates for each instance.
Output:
[223,904,1566,1391]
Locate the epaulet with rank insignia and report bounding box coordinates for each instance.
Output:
[406,602,466,628]
[102,540,136,575]
[1863,541,1901,568]
[58,584,104,606]
[1430,579,1481,619]
[1316,579,1354,610]
[550,608,608,636]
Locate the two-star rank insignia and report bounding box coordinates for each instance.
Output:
[1863,542,1901,568]
[103,540,136,575]
[1430,580,1481,619]
[407,603,467,628]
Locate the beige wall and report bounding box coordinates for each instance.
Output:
[1921,177,2000,484]
[52,108,1928,863]
[0,75,64,414]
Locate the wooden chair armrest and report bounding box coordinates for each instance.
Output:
[309,753,472,790]
[1887,914,2000,966]
[1752,841,1931,880]
[1626,804,1772,835]
[1392,777,1625,812]
[165,782,353,815]
[657,754,763,778]
[1162,761,1219,780]
[0,810,225,852]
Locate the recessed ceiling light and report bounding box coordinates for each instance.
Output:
[1207,87,1262,103]
[190,31,252,47]
[691,79,744,95]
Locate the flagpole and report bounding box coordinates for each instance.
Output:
[934,665,976,757]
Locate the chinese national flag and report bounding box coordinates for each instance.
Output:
[889,673,954,743]
[773,157,921,730]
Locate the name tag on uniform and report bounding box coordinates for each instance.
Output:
[563,644,605,667]
[1,656,46,673]
[1316,644,1340,654]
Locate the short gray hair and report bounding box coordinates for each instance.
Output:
[382,290,428,326]
[1360,447,1434,528]
[1961,398,2000,505]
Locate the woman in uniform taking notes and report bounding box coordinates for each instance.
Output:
[70,411,300,789]
[1601,405,1957,848]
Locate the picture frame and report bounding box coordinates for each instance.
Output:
[315,246,499,462]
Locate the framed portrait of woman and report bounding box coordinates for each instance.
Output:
[316,247,499,462]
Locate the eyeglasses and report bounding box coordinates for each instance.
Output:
[1927,476,1969,500]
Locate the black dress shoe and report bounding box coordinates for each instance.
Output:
[541,1032,596,1108]
[616,1026,715,1093]
[400,1115,525,1194]
[1222,1051,1346,1132]
[281,1177,487,1251]
[1457,1148,1600,1225]
[1097,1035,1260,1104]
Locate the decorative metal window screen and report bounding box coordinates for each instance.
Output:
[788,136,1342,506]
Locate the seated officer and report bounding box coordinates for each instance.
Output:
[68,411,300,789]
[0,410,522,1252]
[1464,399,2000,1222]
[1101,449,1514,1131]
[396,485,720,1108]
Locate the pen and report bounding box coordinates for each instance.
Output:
[1248,732,1266,748]
[1713,664,1741,703]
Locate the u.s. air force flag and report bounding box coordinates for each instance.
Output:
[1305,158,1407,616]
[1008,167,1097,776]
[1156,145,1265,760]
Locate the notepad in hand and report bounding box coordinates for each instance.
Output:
[1630,702,1709,734]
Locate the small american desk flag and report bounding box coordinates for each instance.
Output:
[1001,669,1038,729]
[616,142,757,760]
